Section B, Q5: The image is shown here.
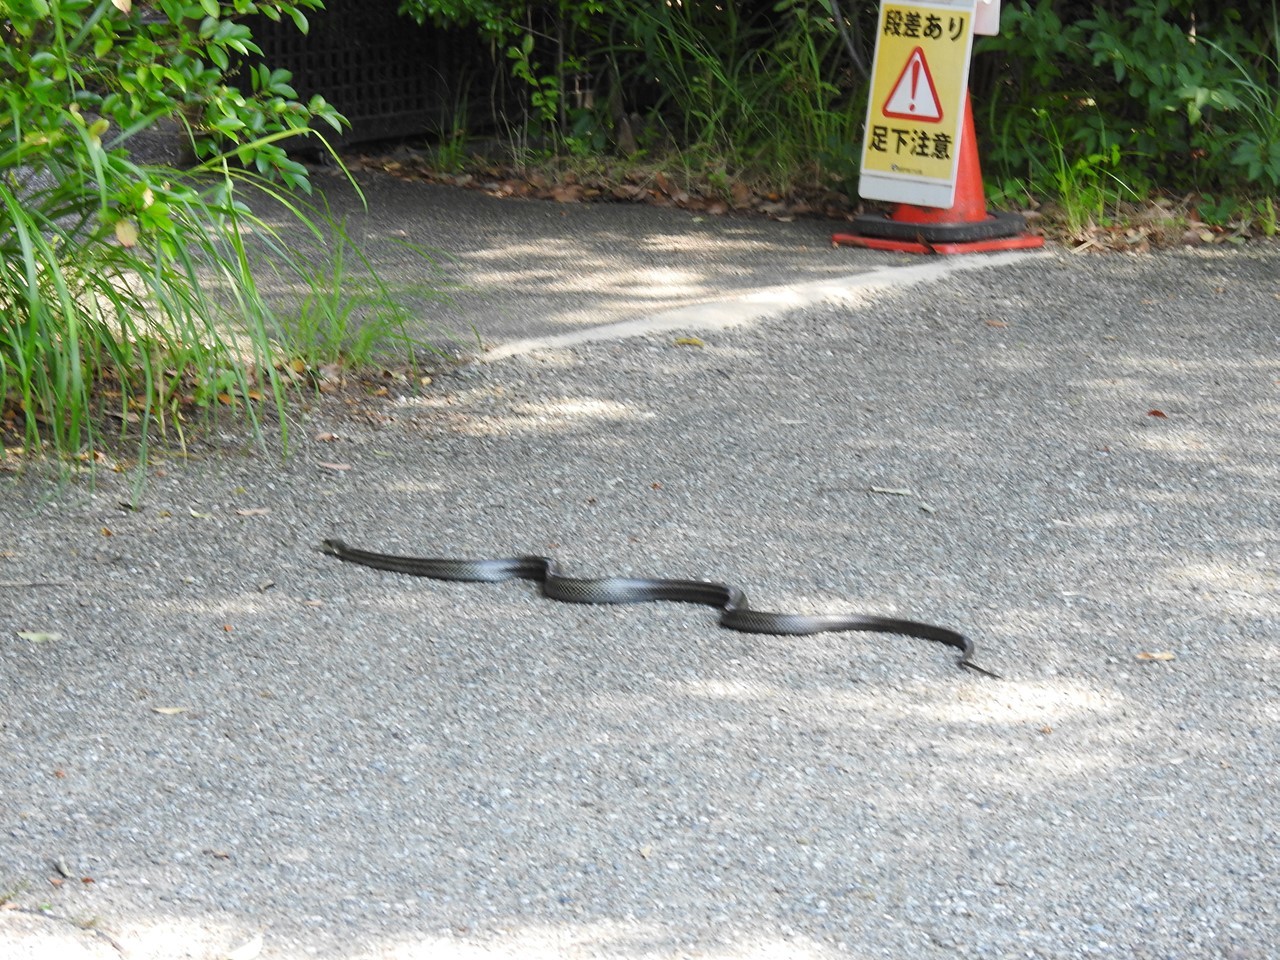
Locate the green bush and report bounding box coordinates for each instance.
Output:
[398,0,871,187]
[977,1,1280,199]
[0,0,348,463]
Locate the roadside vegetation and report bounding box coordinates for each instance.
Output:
[0,0,435,472]
[395,0,1280,245]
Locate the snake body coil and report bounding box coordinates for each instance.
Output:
[321,539,997,677]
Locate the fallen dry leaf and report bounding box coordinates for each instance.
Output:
[1147,409,1169,419]
[152,706,190,715]
[674,336,704,348]
[318,462,352,472]
[1136,651,1177,662]
[235,508,271,517]
[550,184,583,203]
[114,218,138,247]
[16,630,60,644]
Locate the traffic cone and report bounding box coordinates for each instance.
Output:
[832,93,1043,255]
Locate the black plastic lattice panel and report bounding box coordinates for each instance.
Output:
[248,1,473,144]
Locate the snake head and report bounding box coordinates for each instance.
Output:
[319,538,345,556]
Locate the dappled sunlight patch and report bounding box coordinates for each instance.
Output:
[939,678,1123,726]
[399,389,650,437]
[461,262,714,302]
[654,669,1136,792]
[677,675,781,704]
[469,239,585,260]
[368,924,844,960]
[1128,430,1220,460]
[543,264,709,299]
[110,916,247,960]
[510,397,643,421]
[671,668,1123,728]
[1106,354,1278,376]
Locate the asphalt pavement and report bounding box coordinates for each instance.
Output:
[268,168,1019,357]
[1,173,1277,960]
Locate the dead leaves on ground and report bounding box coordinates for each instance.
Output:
[348,148,1278,249]
[1054,194,1266,252]
[349,150,860,222]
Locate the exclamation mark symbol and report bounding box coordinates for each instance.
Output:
[909,57,920,112]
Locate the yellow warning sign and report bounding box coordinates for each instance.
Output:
[859,0,977,208]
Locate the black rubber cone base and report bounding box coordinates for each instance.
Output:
[851,210,1031,244]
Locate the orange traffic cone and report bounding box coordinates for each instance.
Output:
[833,93,1043,255]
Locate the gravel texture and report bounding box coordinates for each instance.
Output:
[2,227,1277,960]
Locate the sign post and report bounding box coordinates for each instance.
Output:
[833,0,1044,255]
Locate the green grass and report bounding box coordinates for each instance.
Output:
[273,214,450,371]
[613,0,863,193]
[0,135,444,469]
[0,146,280,462]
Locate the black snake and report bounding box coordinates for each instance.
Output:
[321,539,998,678]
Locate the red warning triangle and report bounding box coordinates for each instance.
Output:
[882,47,942,122]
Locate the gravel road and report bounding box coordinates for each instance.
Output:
[2,222,1277,960]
